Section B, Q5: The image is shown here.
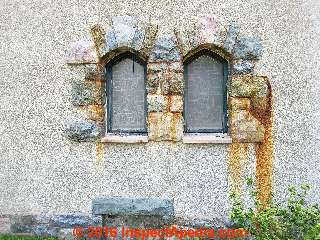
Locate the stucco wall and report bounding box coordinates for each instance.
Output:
[0,0,319,225]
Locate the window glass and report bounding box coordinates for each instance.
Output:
[185,53,226,132]
[107,55,146,133]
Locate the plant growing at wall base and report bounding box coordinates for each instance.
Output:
[229,177,320,240]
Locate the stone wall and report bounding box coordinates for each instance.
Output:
[0,0,319,239]
[64,15,269,143]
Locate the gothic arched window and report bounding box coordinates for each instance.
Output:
[106,52,147,133]
[184,50,228,133]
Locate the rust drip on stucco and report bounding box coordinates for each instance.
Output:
[228,77,274,206]
[228,143,249,194]
[95,141,105,168]
[250,78,274,206]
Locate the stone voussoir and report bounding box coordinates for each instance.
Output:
[194,15,227,48]
[90,24,107,58]
[149,37,181,62]
[234,37,263,60]
[223,23,240,54]
[66,39,98,64]
[140,23,158,57]
[111,15,137,48]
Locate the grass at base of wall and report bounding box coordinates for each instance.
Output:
[0,235,57,240]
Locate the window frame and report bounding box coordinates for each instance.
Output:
[183,49,229,134]
[105,51,148,134]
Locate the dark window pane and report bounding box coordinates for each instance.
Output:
[186,54,224,132]
[110,57,146,132]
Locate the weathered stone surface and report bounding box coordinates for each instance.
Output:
[64,120,102,142]
[71,82,104,106]
[163,72,184,95]
[8,214,101,237]
[132,29,145,51]
[150,37,181,62]
[230,75,268,98]
[84,66,106,82]
[106,30,118,51]
[33,225,59,236]
[148,62,182,74]
[230,110,265,142]
[169,95,183,112]
[146,73,161,94]
[66,39,98,64]
[92,197,174,218]
[195,16,226,48]
[82,105,105,122]
[147,62,167,73]
[90,24,107,58]
[112,15,137,48]
[232,61,254,75]
[147,94,168,112]
[140,23,158,56]
[148,112,183,141]
[229,98,265,142]
[174,27,193,56]
[234,37,263,60]
[224,23,240,54]
[168,62,183,72]
[229,97,250,111]
[50,215,90,228]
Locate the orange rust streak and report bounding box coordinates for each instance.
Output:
[228,143,249,194]
[250,78,274,206]
[95,142,105,166]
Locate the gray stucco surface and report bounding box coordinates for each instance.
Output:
[0,0,319,224]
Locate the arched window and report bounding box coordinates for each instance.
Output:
[184,50,228,133]
[106,52,147,133]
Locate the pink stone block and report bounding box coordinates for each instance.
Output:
[66,39,98,64]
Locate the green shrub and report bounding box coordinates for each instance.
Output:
[230,178,320,240]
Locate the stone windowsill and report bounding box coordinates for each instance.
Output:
[101,134,148,143]
[182,133,232,144]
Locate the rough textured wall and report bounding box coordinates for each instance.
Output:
[0,0,319,225]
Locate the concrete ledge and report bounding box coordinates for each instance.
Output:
[101,134,148,143]
[92,197,174,217]
[182,133,232,144]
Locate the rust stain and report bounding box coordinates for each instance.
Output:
[228,77,274,206]
[95,141,105,167]
[228,143,249,194]
[250,78,274,206]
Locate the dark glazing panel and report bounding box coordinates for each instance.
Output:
[111,57,146,132]
[186,54,224,132]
